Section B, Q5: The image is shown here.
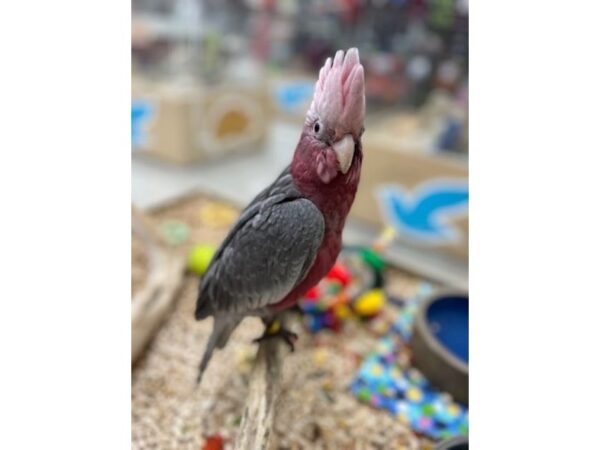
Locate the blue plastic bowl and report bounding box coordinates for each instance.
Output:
[411,292,469,404]
[426,295,469,365]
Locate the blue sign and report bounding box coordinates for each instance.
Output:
[131,100,154,150]
[378,179,468,245]
[273,82,314,113]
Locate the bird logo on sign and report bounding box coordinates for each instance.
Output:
[274,82,314,114]
[131,100,154,150]
[378,179,468,245]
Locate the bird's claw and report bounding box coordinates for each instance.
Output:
[254,323,298,352]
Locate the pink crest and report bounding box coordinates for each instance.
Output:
[307,48,365,137]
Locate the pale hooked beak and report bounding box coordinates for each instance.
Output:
[332,134,355,174]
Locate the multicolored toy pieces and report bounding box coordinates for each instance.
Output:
[327,263,352,287]
[351,282,468,441]
[393,281,434,341]
[352,338,468,440]
[300,250,386,333]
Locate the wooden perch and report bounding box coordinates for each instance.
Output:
[133,203,287,446]
[234,318,291,450]
[132,207,186,363]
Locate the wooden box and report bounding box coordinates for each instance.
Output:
[132,77,269,164]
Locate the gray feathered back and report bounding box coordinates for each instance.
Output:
[196,166,324,319]
[194,167,325,383]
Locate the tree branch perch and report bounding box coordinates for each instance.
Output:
[234,317,291,450]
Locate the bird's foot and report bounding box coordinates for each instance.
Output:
[253,320,298,352]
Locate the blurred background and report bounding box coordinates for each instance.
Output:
[132,0,468,287]
[132,1,468,449]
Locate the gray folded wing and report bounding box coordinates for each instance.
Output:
[196,193,324,318]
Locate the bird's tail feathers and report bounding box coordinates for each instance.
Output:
[196,315,239,384]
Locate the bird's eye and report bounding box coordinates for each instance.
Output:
[313,122,321,134]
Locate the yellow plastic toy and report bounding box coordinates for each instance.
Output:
[353,289,386,317]
[187,245,216,276]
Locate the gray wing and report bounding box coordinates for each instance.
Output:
[195,169,325,318]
